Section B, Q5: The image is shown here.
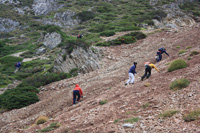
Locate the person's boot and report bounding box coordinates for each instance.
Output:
[141,77,144,81]
[124,83,128,86]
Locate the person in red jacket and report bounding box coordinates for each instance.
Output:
[73,84,83,105]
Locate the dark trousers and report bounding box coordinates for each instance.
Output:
[142,65,152,80]
[73,90,80,104]
[156,51,162,62]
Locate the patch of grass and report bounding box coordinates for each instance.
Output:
[99,31,115,37]
[183,109,200,122]
[142,103,150,109]
[114,119,119,124]
[38,122,60,132]
[124,117,139,123]
[144,83,151,87]
[176,46,181,48]
[168,59,187,72]
[187,57,192,60]
[170,78,190,91]
[35,116,49,125]
[99,99,108,105]
[190,51,199,56]
[186,46,192,49]
[178,50,186,55]
[160,110,179,118]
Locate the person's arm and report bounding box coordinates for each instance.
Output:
[164,51,169,56]
[153,65,159,72]
[79,88,83,96]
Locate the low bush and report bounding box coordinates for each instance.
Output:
[160,110,179,118]
[76,11,95,22]
[170,78,190,91]
[18,73,71,88]
[183,109,200,122]
[141,103,150,109]
[178,50,186,55]
[99,31,115,37]
[168,59,187,72]
[38,122,60,132]
[190,51,199,56]
[124,117,139,123]
[125,32,147,40]
[35,116,49,125]
[0,90,39,109]
[99,99,108,105]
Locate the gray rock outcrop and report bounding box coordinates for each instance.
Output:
[32,0,63,16]
[54,46,102,74]
[0,17,20,33]
[43,32,61,49]
[42,10,80,28]
[150,0,196,29]
[0,0,19,4]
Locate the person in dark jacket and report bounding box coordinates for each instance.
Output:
[77,34,83,39]
[125,62,137,85]
[156,48,169,62]
[73,84,83,105]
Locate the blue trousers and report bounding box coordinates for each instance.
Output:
[73,90,80,104]
[156,51,162,62]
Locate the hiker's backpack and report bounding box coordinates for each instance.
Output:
[144,62,150,66]
[15,63,17,67]
[158,48,165,52]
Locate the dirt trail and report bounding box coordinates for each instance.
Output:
[1,24,200,133]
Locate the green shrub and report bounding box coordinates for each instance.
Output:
[76,11,95,22]
[18,73,71,88]
[124,117,139,123]
[186,46,192,49]
[0,90,39,109]
[160,110,179,118]
[114,119,119,124]
[0,56,23,67]
[183,109,200,122]
[99,31,115,37]
[70,68,79,77]
[176,46,180,48]
[168,59,187,72]
[190,51,199,56]
[35,116,49,125]
[125,32,147,40]
[39,122,60,132]
[99,99,108,105]
[170,78,190,91]
[141,103,150,109]
[187,57,192,60]
[178,50,186,55]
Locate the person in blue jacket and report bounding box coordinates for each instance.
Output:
[125,62,137,85]
[156,48,169,62]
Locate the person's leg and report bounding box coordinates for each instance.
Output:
[147,66,152,79]
[73,91,77,104]
[130,73,135,84]
[126,73,131,84]
[77,92,81,102]
[141,68,148,80]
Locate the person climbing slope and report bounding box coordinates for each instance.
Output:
[73,84,83,105]
[77,34,83,39]
[14,61,21,73]
[156,47,169,62]
[141,62,159,81]
[125,62,137,85]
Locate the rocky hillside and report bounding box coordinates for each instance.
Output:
[0,22,200,132]
[0,0,200,132]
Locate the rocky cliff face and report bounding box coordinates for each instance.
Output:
[0,17,20,33]
[32,0,63,16]
[54,46,102,74]
[150,0,196,29]
[0,0,19,4]
[43,32,62,49]
[42,10,80,28]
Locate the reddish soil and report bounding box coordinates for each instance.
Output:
[0,23,200,133]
